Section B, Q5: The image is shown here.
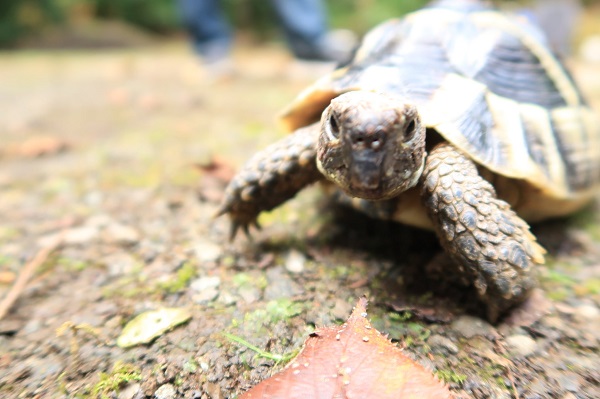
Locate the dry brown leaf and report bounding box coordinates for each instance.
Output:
[240,297,452,399]
[195,156,237,203]
[5,135,69,158]
[0,271,16,285]
[194,156,236,183]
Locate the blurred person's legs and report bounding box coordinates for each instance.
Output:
[270,0,354,63]
[178,0,232,63]
[532,0,582,56]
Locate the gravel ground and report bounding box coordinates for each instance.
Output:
[0,43,599,399]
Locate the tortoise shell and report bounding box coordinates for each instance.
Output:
[280,0,600,208]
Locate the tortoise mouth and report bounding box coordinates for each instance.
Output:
[345,180,407,200]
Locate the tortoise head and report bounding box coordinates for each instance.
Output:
[316,91,426,200]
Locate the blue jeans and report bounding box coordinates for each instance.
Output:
[178,0,329,61]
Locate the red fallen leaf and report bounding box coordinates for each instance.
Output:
[240,297,452,399]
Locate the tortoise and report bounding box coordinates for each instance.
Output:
[217,0,600,321]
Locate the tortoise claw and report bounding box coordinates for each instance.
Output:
[227,218,259,242]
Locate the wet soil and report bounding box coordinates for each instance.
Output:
[0,43,599,399]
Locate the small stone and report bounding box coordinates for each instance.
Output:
[154,383,176,399]
[118,383,141,399]
[217,291,236,306]
[102,252,138,276]
[205,382,223,399]
[104,223,140,244]
[38,226,99,247]
[331,299,353,321]
[194,239,222,263]
[63,226,99,245]
[190,276,221,292]
[505,334,538,357]
[555,373,581,392]
[264,266,302,300]
[285,249,306,273]
[238,286,261,304]
[85,214,114,228]
[451,315,498,339]
[193,288,219,304]
[428,334,459,355]
[574,304,600,321]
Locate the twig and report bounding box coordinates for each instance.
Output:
[506,366,520,399]
[0,241,61,320]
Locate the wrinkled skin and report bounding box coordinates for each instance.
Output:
[317,92,426,200]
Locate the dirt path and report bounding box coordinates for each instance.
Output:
[0,44,599,399]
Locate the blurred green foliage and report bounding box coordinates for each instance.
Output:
[0,0,431,48]
[0,0,598,48]
[0,0,179,47]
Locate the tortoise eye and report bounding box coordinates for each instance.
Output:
[327,114,341,140]
[404,119,416,141]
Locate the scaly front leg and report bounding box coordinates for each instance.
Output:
[217,124,322,239]
[421,143,546,322]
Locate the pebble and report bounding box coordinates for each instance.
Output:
[580,35,600,63]
[574,304,600,321]
[193,288,219,304]
[556,373,581,392]
[190,276,221,292]
[285,249,306,273]
[217,291,236,306]
[38,226,98,247]
[103,223,140,244]
[118,383,141,399]
[505,334,538,357]
[264,266,303,300]
[427,334,459,355]
[63,226,99,245]
[85,214,113,228]
[238,286,261,304]
[154,383,176,399]
[194,239,222,263]
[331,298,353,321]
[102,252,138,276]
[451,315,498,339]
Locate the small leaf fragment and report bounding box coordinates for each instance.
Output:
[117,307,192,348]
[240,297,452,399]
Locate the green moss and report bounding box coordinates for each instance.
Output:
[579,278,600,295]
[88,362,142,399]
[0,226,19,241]
[265,298,305,320]
[543,269,577,285]
[547,289,570,301]
[159,262,197,294]
[0,254,16,266]
[101,268,154,300]
[223,332,297,364]
[57,257,92,272]
[540,267,578,301]
[233,272,267,290]
[245,298,305,326]
[569,207,600,242]
[183,358,199,374]
[435,369,467,385]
